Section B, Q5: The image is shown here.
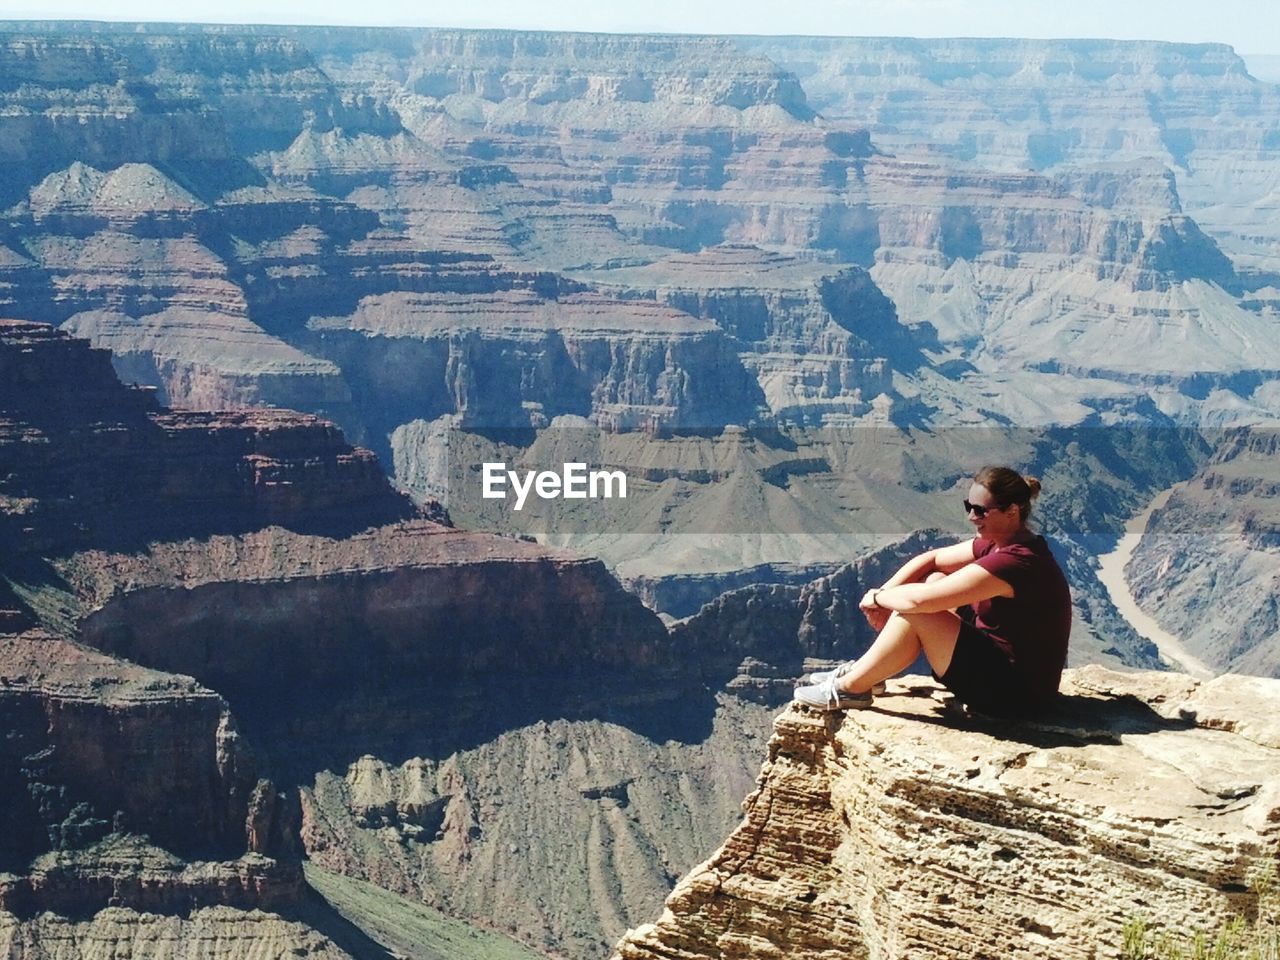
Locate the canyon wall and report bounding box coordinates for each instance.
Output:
[746,36,1280,286]
[1127,427,1280,675]
[4,22,1274,449]
[0,320,777,958]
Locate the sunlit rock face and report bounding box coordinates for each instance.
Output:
[745,36,1280,286]
[614,667,1280,960]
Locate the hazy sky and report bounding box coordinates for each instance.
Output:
[3,0,1278,55]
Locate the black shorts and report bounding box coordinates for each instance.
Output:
[933,621,1036,718]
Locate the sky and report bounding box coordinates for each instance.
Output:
[1,0,1278,55]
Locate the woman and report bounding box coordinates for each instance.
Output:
[794,466,1072,717]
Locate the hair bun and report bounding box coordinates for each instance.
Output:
[1025,476,1042,499]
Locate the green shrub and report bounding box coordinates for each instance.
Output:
[1121,866,1279,960]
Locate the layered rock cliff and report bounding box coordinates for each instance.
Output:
[5,21,1270,449]
[0,319,778,958]
[0,630,274,870]
[615,667,1280,960]
[0,318,398,954]
[1127,427,1280,676]
[745,36,1280,289]
[300,27,1274,414]
[0,318,409,557]
[581,246,911,423]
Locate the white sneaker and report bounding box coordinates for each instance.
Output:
[793,675,875,712]
[807,662,886,696]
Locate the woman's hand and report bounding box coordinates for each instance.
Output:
[860,589,890,631]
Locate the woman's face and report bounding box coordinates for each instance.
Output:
[966,482,1022,540]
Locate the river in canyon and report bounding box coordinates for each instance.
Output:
[1094,485,1214,679]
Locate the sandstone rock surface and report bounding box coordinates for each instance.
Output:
[614,666,1280,960]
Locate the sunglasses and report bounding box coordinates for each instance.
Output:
[963,499,1006,518]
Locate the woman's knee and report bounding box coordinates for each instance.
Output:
[898,610,962,672]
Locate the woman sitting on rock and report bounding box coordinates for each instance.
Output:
[794,465,1071,717]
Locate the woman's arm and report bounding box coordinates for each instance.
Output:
[879,539,978,588]
[867,564,1013,615]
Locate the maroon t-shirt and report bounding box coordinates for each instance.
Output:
[970,535,1072,700]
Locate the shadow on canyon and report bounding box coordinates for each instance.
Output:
[229,665,733,786]
[285,887,400,960]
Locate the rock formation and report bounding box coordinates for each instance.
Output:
[0,318,391,954]
[3,21,1271,448]
[1127,427,1280,675]
[0,318,409,554]
[581,246,911,423]
[614,666,1280,960]
[745,37,1280,286]
[0,319,777,958]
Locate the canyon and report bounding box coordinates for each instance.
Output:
[0,319,775,957]
[0,320,1266,960]
[1127,427,1280,676]
[1,20,1279,960]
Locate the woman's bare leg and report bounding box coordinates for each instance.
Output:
[835,610,963,695]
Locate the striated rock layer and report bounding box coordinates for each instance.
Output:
[581,246,911,423]
[744,37,1280,282]
[0,318,775,959]
[0,318,411,557]
[0,905,355,960]
[1127,427,1280,676]
[615,667,1280,960]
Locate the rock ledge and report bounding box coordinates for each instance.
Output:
[614,666,1280,960]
